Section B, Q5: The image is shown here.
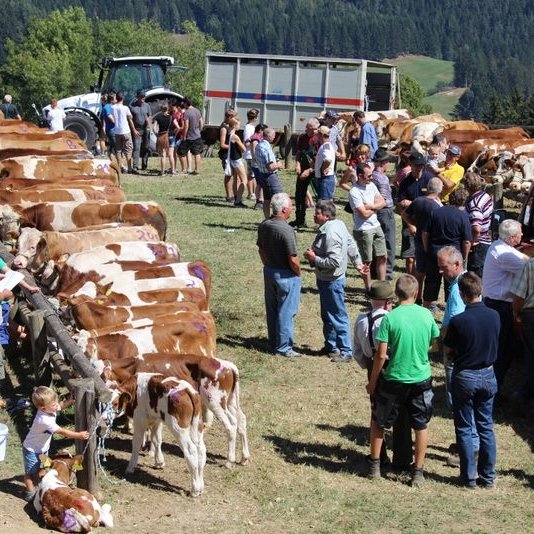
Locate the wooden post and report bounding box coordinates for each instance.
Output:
[27,309,51,386]
[73,378,97,494]
[284,124,292,170]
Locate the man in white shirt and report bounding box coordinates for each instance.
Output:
[47,99,66,131]
[112,91,138,173]
[482,219,528,390]
[314,126,336,200]
[349,161,387,290]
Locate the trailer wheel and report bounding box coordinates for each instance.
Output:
[64,113,98,150]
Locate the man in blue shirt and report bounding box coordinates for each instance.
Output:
[443,272,500,488]
[255,127,283,219]
[353,111,378,159]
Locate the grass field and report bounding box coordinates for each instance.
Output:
[1,159,533,533]
[384,55,462,118]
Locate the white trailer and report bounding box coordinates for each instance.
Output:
[203,52,398,132]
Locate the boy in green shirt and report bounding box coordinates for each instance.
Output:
[366,274,439,486]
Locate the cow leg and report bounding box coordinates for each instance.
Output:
[126,421,146,473]
[201,388,237,467]
[167,419,203,497]
[151,422,165,469]
[228,381,250,465]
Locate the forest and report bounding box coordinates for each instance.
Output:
[1,0,534,121]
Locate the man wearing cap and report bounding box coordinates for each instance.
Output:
[304,200,367,363]
[371,148,395,280]
[349,161,387,290]
[315,126,337,200]
[353,280,413,470]
[396,152,434,276]
[129,91,152,173]
[433,145,465,203]
[353,110,378,159]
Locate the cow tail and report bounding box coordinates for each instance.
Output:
[184,384,203,446]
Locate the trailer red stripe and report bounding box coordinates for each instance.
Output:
[325,97,364,106]
[204,90,234,98]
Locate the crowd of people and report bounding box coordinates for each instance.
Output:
[253,108,534,489]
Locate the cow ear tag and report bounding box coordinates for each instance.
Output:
[105,289,112,296]
[42,458,52,468]
[72,461,83,471]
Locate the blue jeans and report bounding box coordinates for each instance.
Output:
[263,266,301,353]
[317,277,351,355]
[452,367,497,487]
[317,175,335,200]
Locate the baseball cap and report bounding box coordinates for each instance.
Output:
[325,110,339,119]
[409,152,426,166]
[447,145,462,156]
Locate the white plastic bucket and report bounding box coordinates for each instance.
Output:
[0,423,8,461]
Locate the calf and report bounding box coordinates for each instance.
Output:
[34,452,113,532]
[114,372,206,496]
[98,353,250,467]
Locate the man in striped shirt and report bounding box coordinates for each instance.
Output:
[465,173,494,277]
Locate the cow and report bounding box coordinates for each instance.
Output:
[0,176,117,190]
[96,353,250,468]
[34,452,113,531]
[0,184,126,206]
[0,121,41,134]
[0,155,120,184]
[66,296,201,331]
[111,372,206,496]
[55,259,210,299]
[13,225,161,276]
[0,130,87,152]
[1,200,167,238]
[443,127,530,145]
[443,120,489,131]
[69,281,208,310]
[0,148,92,161]
[76,310,217,359]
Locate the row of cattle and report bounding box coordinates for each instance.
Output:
[337,111,534,194]
[0,119,248,528]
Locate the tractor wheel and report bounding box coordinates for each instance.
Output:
[64,113,98,150]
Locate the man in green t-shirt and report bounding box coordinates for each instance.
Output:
[366,274,439,486]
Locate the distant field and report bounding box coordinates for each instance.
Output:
[384,54,461,118]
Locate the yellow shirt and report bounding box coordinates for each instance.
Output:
[440,163,465,202]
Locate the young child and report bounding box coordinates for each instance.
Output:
[426,143,445,171]
[22,386,89,501]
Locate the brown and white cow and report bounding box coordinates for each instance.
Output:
[69,281,208,310]
[0,148,91,161]
[0,155,120,184]
[13,225,161,275]
[97,353,250,468]
[76,310,217,359]
[0,130,86,150]
[55,259,210,299]
[112,372,206,496]
[66,296,201,330]
[34,452,113,531]
[2,200,167,238]
[0,184,125,206]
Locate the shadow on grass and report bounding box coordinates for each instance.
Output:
[204,221,259,233]
[177,195,254,210]
[264,433,367,474]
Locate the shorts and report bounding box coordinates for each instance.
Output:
[178,138,203,156]
[230,158,244,169]
[353,226,386,263]
[246,158,254,177]
[23,447,43,475]
[156,132,169,154]
[115,133,133,157]
[98,126,106,142]
[168,134,177,148]
[401,227,415,258]
[261,172,283,201]
[372,375,433,431]
[106,131,116,154]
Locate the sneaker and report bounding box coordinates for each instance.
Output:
[248,193,256,200]
[234,201,247,208]
[130,168,140,175]
[254,201,264,210]
[190,170,199,175]
[331,354,352,363]
[367,457,381,479]
[276,350,301,358]
[120,166,127,174]
[226,196,235,203]
[411,467,425,487]
[24,490,36,502]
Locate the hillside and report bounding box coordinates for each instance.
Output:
[384,55,465,118]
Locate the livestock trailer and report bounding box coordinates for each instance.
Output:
[203,52,398,133]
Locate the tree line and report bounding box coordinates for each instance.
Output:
[2,1,533,120]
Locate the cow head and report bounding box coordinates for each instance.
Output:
[38,452,83,484]
[13,227,44,270]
